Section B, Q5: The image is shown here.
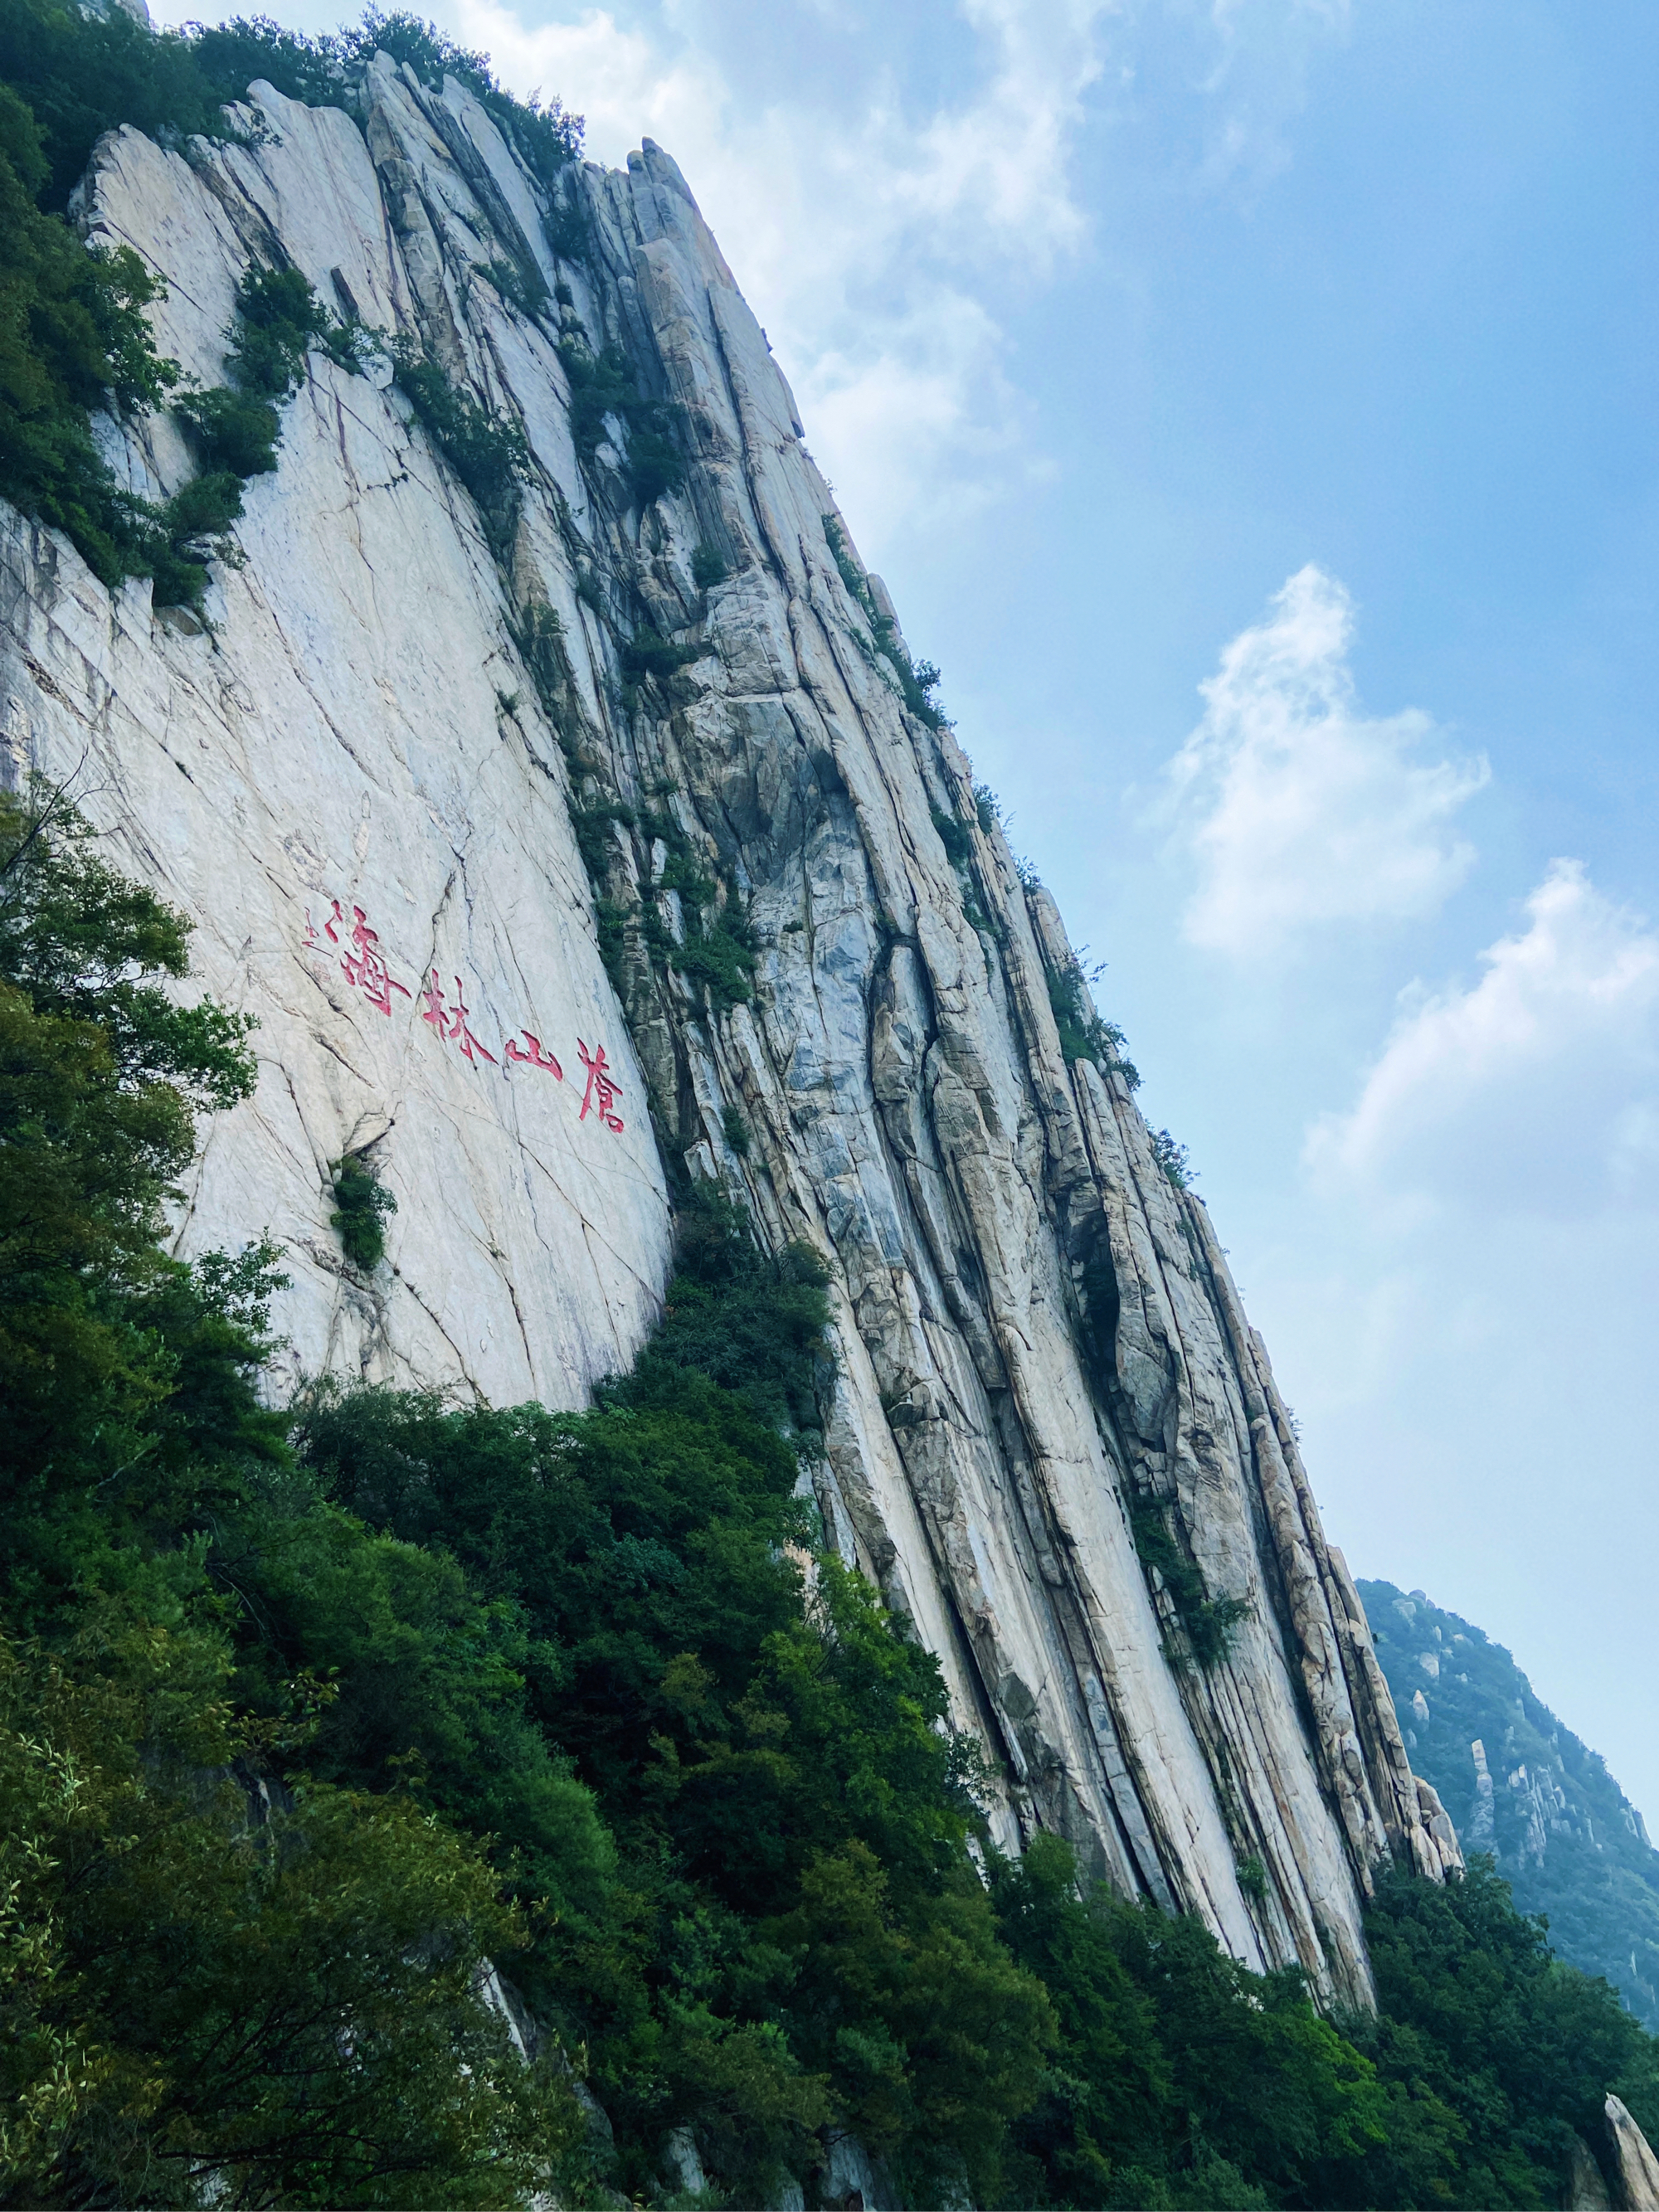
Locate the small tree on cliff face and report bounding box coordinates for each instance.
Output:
[330,1153,397,1269]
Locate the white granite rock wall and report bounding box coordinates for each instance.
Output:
[0,65,1455,2006]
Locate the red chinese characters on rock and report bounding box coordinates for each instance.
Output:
[421,970,497,1066]
[504,1032,563,1079]
[577,1039,624,1132]
[304,900,411,1018]
[298,894,625,1135]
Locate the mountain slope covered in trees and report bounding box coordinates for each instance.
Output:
[1360,1578,1659,2034]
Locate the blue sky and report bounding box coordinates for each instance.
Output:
[156,0,1659,1823]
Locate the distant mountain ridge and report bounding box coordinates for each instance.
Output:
[1360,1578,1659,2028]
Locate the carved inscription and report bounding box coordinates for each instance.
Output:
[300,894,622,1135]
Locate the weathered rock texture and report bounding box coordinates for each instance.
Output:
[1606,2096,1659,2212]
[0,64,1456,2004]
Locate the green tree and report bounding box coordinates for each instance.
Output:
[0,1629,583,2208]
[1354,1858,1659,2208]
[0,787,260,1631]
[0,81,176,584]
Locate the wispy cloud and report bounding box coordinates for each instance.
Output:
[1190,0,1353,192]
[1307,860,1659,1215]
[1166,565,1489,958]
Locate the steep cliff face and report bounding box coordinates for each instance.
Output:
[0,62,1457,2006]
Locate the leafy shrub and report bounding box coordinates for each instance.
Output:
[721,1101,751,1156]
[392,342,528,543]
[0,80,178,585]
[0,56,335,609]
[224,263,330,396]
[1044,957,1142,1089]
[159,265,337,599]
[175,384,281,475]
[973,780,1001,834]
[568,795,635,879]
[625,423,685,506]
[674,892,757,1009]
[1238,1852,1269,1901]
[1350,1859,1659,2210]
[1149,1126,1192,1190]
[1129,1495,1250,1670]
[691,542,728,591]
[480,255,547,318]
[329,1153,397,1269]
[588,807,757,1012]
[821,513,948,730]
[931,803,974,868]
[557,335,685,508]
[619,629,698,684]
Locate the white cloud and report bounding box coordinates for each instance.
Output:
[1167,564,1490,957]
[1308,860,1659,1215]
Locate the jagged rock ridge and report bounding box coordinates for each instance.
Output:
[0,58,1458,2005]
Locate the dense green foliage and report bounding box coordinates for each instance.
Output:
[1350,1860,1659,2207]
[0,0,577,600]
[0,787,582,2203]
[0,0,579,212]
[0,67,175,586]
[10,786,1659,2209]
[1362,1578,1659,2031]
[558,335,687,510]
[392,341,529,558]
[995,1840,1659,2209]
[0,0,349,604]
[329,1151,397,1269]
[690,542,727,591]
[595,799,757,1012]
[1126,1496,1250,1671]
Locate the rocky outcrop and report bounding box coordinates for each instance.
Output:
[1606,2098,1659,2211]
[1569,2134,1615,2210]
[0,60,1452,2004]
